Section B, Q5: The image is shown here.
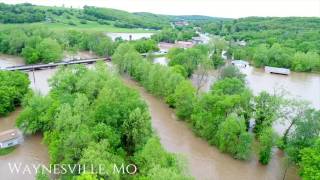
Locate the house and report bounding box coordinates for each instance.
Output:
[192,37,205,44]
[236,40,247,46]
[158,42,176,53]
[176,41,194,49]
[265,66,290,75]
[0,129,23,149]
[231,60,249,68]
[158,41,195,53]
[174,21,189,27]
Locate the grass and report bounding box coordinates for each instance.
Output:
[0,146,15,156]
[0,22,156,33]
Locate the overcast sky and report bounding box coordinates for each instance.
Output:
[1,0,319,18]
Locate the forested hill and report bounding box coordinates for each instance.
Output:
[0,3,165,29]
[0,3,223,30]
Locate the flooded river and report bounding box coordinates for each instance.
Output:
[197,66,320,109]
[122,76,299,180]
[152,56,320,109]
[0,55,306,180]
[0,109,49,180]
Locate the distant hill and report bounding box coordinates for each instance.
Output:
[0,3,232,30]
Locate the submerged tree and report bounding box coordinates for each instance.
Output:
[258,127,276,165]
[215,115,252,160]
[253,91,280,136]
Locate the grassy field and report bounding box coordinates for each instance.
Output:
[0,22,156,33]
[0,147,15,156]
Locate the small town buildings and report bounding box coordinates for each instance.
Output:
[0,129,23,149]
[176,41,194,49]
[231,60,249,68]
[192,36,207,44]
[221,50,228,60]
[158,42,176,53]
[265,66,290,75]
[158,41,195,53]
[174,21,189,27]
[236,40,247,46]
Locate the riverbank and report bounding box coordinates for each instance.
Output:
[0,58,303,179]
[121,75,300,180]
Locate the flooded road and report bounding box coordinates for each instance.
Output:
[122,76,300,180]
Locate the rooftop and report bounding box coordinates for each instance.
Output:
[0,129,22,143]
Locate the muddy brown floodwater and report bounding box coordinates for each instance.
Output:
[0,56,301,180]
[0,109,49,180]
[122,76,300,180]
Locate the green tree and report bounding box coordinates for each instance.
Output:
[17,95,57,134]
[253,91,280,135]
[258,127,276,165]
[215,115,252,160]
[123,108,152,153]
[299,139,320,180]
[37,38,63,63]
[80,140,123,179]
[0,71,30,116]
[218,65,245,82]
[170,65,188,78]
[21,46,40,64]
[285,109,320,163]
[174,81,196,120]
[35,168,50,180]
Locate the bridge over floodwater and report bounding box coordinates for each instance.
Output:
[1,57,111,72]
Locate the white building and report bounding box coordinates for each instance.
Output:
[0,129,23,149]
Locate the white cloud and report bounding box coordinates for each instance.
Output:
[1,0,319,18]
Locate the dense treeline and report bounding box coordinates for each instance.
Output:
[0,27,114,64]
[113,44,320,178]
[151,28,198,43]
[197,17,320,72]
[17,63,192,179]
[83,6,168,30]
[0,3,171,30]
[229,43,320,72]
[0,3,45,23]
[130,39,159,53]
[0,71,29,116]
[167,45,209,76]
[112,43,253,160]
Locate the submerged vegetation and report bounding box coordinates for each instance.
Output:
[17,63,192,179]
[112,43,320,178]
[198,17,320,72]
[0,2,319,179]
[113,43,253,160]
[0,71,30,116]
[0,27,115,64]
[0,146,15,156]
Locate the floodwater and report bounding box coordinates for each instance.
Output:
[122,76,300,180]
[0,109,49,180]
[106,32,154,41]
[0,54,304,180]
[192,66,320,109]
[0,54,24,68]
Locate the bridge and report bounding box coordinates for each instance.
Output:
[1,57,111,72]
